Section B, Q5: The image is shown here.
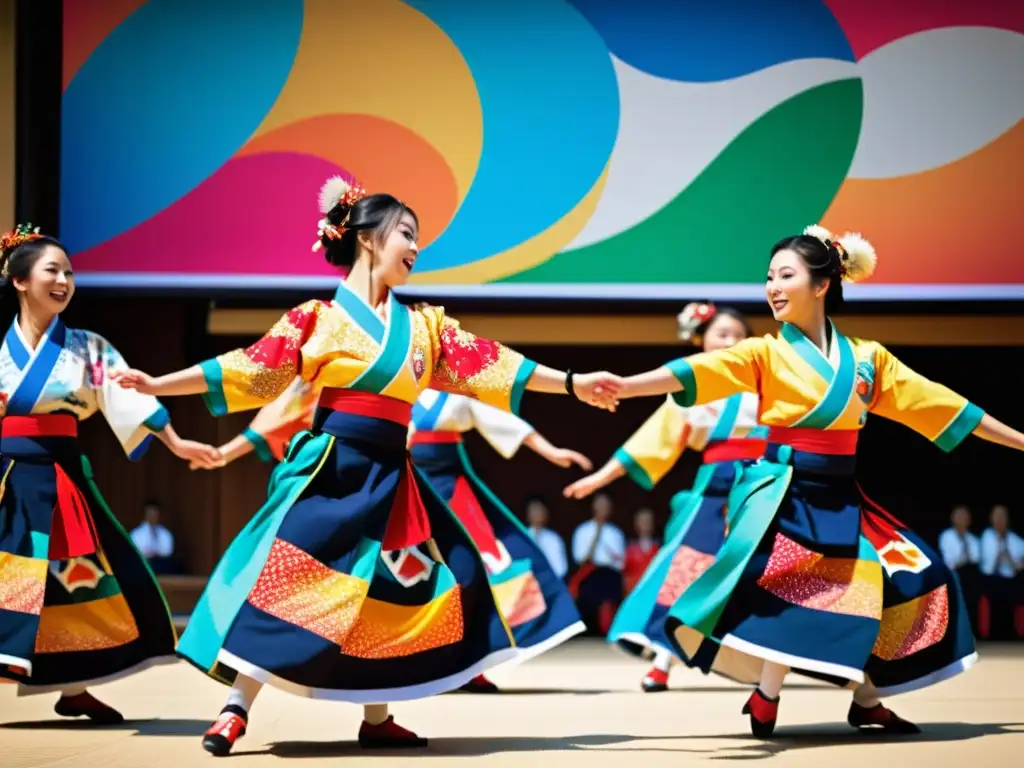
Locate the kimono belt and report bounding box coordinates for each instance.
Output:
[1,414,99,559]
[765,427,859,476]
[314,388,430,551]
[703,437,767,464]
[409,430,462,445]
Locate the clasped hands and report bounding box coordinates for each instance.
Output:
[570,371,633,412]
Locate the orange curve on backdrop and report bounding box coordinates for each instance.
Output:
[62,0,148,90]
[237,114,459,247]
[821,119,1024,283]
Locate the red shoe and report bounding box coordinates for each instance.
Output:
[848,702,920,734]
[459,674,500,694]
[358,716,428,749]
[54,691,124,725]
[742,689,779,738]
[641,667,669,693]
[202,707,248,756]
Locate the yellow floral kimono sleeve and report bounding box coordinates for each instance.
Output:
[199,299,331,415]
[420,306,537,414]
[867,342,984,452]
[613,395,689,490]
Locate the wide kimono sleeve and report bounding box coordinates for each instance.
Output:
[89,332,170,461]
[422,306,538,415]
[199,300,330,416]
[240,376,317,463]
[867,342,984,452]
[466,397,535,459]
[664,337,767,408]
[613,395,689,490]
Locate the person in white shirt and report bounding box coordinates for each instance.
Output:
[525,496,568,579]
[129,500,176,574]
[979,504,1024,640]
[937,505,981,634]
[569,493,626,635]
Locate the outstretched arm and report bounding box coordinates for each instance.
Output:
[112,365,207,397]
[563,457,625,499]
[620,365,685,399]
[524,431,593,470]
[972,413,1024,451]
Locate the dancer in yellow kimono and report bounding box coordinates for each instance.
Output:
[564,304,764,693]
[113,177,620,755]
[614,225,1024,737]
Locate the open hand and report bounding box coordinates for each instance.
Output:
[572,371,623,411]
[110,369,157,394]
[549,447,593,471]
[563,473,606,500]
[173,440,224,469]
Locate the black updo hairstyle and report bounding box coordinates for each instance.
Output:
[319,192,418,270]
[769,234,845,314]
[0,233,68,328]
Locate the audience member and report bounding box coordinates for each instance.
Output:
[524,495,568,579]
[569,493,625,635]
[130,499,179,575]
[979,504,1024,640]
[623,508,659,594]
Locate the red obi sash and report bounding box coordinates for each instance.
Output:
[2,414,98,559]
[318,388,413,426]
[409,430,462,446]
[703,437,767,464]
[768,426,858,455]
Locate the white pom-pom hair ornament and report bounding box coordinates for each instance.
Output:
[802,224,877,284]
[835,232,877,284]
[318,176,353,215]
[802,224,834,244]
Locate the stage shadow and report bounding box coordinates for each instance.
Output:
[249,721,1024,759]
[449,688,609,696]
[0,717,212,736]
[257,733,697,758]
[699,721,1024,761]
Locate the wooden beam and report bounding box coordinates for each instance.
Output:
[208,309,1024,346]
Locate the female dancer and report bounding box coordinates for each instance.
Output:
[616,225,1024,737]
[113,178,620,755]
[0,225,221,723]
[564,303,765,693]
[205,380,593,695]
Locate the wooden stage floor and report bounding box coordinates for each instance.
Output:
[3,639,1022,767]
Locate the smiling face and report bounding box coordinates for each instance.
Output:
[13,244,75,315]
[765,248,828,326]
[362,210,419,289]
[702,313,748,352]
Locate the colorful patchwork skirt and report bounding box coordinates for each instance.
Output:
[0,414,177,693]
[667,434,977,697]
[177,392,519,703]
[608,460,735,659]
[411,433,584,661]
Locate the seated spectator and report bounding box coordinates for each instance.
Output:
[623,508,659,594]
[130,499,180,575]
[524,495,568,579]
[938,504,981,633]
[979,504,1024,640]
[569,493,625,635]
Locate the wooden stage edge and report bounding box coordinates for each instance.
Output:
[209,310,1024,346]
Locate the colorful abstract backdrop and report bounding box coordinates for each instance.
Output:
[61,0,1024,299]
